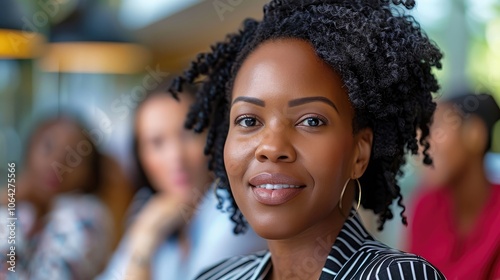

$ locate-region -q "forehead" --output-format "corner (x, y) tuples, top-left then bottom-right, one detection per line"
(41, 120), (81, 139)
(136, 94), (192, 131)
(232, 39), (351, 109)
(434, 103), (461, 123)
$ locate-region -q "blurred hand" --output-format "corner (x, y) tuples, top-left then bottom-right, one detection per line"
(127, 190), (204, 257)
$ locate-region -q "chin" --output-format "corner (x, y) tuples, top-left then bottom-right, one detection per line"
(255, 228), (298, 240)
(41, 183), (62, 193)
(246, 214), (305, 240)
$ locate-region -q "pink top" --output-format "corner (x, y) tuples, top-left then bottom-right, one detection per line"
(409, 185), (500, 280)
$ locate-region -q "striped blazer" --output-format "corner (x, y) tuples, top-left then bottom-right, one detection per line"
(196, 210), (446, 279)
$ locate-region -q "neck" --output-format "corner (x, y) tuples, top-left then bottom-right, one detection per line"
(177, 227), (191, 260)
(267, 187), (353, 280)
(449, 157), (490, 233)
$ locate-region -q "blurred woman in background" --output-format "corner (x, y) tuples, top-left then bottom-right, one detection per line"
(0, 114), (113, 279)
(408, 92), (500, 279)
(98, 82), (266, 280)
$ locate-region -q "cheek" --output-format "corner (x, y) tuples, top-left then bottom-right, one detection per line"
(29, 147), (51, 172)
(61, 161), (92, 191)
(223, 132), (257, 184)
(303, 136), (351, 207)
(186, 149), (208, 171)
(141, 151), (161, 173)
(427, 132), (467, 183)
(141, 151), (170, 185)
(298, 133), (351, 183)
(185, 144), (211, 184)
(186, 137), (209, 168)
(434, 132), (463, 164)
(28, 154), (44, 176)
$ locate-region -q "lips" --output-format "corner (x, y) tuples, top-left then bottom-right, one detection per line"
(43, 170), (62, 191)
(249, 173), (305, 206)
(249, 173), (304, 187)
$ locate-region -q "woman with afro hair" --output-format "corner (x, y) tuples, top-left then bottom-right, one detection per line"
(170, 0), (446, 279)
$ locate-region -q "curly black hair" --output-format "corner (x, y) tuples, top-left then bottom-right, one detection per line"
(170, 0), (442, 233)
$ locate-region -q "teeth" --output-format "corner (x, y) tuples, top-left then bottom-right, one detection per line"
(255, 184), (302, 189)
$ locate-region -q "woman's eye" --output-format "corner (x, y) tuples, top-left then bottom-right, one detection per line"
(236, 116), (260, 128)
(299, 117), (325, 127)
(151, 137), (164, 148)
(42, 139), (53, 155)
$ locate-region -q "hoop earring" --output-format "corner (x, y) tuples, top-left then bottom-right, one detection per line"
(339, 178), (362, 218)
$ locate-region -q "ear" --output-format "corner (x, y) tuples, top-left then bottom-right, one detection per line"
(352, 127), (373, 178)
(462, 116), (488, 155)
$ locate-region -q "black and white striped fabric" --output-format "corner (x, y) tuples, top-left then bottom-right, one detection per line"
(196, 210), (445, 280)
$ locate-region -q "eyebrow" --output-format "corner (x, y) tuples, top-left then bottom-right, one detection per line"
(232, 96), (265, 107)
(289, 96), (339, 112)
(231, 95), (339, 112)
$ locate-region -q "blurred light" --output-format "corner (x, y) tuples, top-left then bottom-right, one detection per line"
(411, 0), (452, 29)
(0, 0), (46, 59)
(0, 30), (46, 59)
(466, 0), (497, 24)
(486, 18), (500, 57)
(39, 1), (150, 74)
(40, 42), (149, 74)
(119, 0), (202, 29)
(485, 152), (500, 184)
(0, 60), (20, 92)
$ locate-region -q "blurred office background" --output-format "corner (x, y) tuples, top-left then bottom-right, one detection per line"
(0, 0), (499, 249)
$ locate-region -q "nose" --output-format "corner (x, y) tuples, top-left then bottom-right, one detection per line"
(255, 128), (296, 163)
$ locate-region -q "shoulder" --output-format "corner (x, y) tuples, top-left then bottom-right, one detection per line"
(348, 241), (445, 279)
(54, 194), (110, 216)
(50, 194), (112, 234)
(409, 186), (449, 225)
(195, 250), (269, 280)
(493, 184), (500, 197)
(489, 185), (500, 211)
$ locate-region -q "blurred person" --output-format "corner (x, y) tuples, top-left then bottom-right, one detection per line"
(408, 93), (500, 279)
(0, 113), (113, 279)
(97, 82), (266, 280)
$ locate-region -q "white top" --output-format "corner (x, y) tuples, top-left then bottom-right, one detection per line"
(0, 194), (113, 280)
(97, 186), (267, 280)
